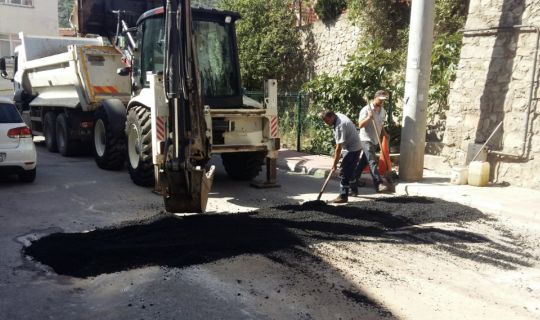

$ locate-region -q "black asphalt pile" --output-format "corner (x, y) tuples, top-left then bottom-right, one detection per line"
(25, 196), (522, 279)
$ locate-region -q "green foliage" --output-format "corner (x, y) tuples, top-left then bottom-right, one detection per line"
(303, 0), (469, 154)
(302, 41), (402, 154)
(435, 0), (469, 35)
(347, 0), (410, 49)
(192, 0), (223, 7)
(58, 0), (73, 28)
(428, 32), (463, 121)
(314, 0), (347, 23)
(220, 0), (306, 90)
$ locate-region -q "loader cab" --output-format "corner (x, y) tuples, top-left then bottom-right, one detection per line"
(134, 7), (243, 108)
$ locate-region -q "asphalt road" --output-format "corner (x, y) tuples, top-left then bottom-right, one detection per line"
(1, 142), (539, 320)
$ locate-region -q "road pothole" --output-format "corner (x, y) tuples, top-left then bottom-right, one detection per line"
(23, 196), (529, 279)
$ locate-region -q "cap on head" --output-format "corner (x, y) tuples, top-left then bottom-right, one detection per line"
(374, 90), (389, 100)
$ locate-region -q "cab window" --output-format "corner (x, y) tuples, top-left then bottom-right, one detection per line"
(138, 17), (165, 87)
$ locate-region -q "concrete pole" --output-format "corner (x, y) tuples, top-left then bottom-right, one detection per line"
(399, 0), (436, 181)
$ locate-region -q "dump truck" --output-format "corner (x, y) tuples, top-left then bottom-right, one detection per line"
(0, 33), (131, 158)
(1, 0), (280, 212)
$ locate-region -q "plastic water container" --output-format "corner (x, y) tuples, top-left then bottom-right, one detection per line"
(450, 166), (468, 185)
(468, 161), (490, 187)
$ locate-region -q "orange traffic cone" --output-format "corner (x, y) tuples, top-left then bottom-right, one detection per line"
(361, 135), (393, 175)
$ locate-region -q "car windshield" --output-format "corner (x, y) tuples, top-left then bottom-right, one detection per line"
(0, 103), (23, 124)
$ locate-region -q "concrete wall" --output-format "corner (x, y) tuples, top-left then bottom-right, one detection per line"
(0, 1), (59, 95)
(0, 1), (59, 36)
(302, 12), (361, 76)
(443, 0), (540, 189)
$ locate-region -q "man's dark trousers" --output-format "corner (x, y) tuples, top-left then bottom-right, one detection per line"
(352, 141), (383, 192)
(339, 150), (361, 198)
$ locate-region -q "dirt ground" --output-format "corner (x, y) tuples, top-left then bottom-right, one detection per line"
(23, 196), (540, 319)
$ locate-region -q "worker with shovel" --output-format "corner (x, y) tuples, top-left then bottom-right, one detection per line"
(319, 110), (362, 203)
(351, 90), (394, 195)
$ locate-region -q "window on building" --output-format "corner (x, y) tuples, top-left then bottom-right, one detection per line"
(0, 35), (11, 57)
(0, 0), (34, 6)
(0, 34), (20, 57)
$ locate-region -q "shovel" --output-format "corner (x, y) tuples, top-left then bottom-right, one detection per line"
(317, 168), (335, 201)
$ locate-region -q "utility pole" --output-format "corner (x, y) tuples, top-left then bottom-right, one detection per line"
(399, 0), (436, 181)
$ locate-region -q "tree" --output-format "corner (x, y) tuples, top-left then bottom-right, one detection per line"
(58, 0), (74, 28)
(220, 0), (306, 90)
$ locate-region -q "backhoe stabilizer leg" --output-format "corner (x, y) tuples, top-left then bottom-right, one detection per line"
(251, 157), (280, 189)
(161, 165), (215, 213)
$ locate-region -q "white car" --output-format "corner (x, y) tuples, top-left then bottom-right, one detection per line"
(0, 100), (37, 182)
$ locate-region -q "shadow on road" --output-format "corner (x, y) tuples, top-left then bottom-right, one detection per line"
(23, 196), (532, 318)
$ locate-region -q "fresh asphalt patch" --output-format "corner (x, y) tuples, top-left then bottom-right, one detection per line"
(22, 195), (535, 318)
(24, 196), (530, 279)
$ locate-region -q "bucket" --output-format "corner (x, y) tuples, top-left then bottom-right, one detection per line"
(450, 166), (468, 185)
(468, 161), (490, 187)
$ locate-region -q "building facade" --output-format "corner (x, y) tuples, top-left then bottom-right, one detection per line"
(0, 0), (59, 94)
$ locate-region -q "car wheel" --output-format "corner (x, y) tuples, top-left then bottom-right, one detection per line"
(43, 112), (58, 152)
(19, 168), (36, 183)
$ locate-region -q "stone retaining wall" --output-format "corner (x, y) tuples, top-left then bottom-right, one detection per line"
(443, 0), (540, 189)
(302, 13), (361, 76)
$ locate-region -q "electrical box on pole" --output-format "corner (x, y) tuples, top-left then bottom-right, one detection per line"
(399, 0), (436, 181)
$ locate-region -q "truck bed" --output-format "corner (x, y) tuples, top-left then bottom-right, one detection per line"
(18, 33), (131, 111)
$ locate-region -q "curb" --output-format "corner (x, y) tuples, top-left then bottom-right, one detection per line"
(276, 158), (333, 178)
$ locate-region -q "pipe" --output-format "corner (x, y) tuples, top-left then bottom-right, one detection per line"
(471, 121), (503, 162)
(460, 25), (539, 158)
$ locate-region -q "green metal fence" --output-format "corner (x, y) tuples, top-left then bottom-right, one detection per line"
(245, 90), (311, 152)
(245, 90), (401, 155)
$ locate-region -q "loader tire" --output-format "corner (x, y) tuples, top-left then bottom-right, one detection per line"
(56, 113), (78, 156)
(93, 106), (126, 170)
(126, 106), (155, 187)
(221, 151), (266, 180)
(43, 112), (58, 152)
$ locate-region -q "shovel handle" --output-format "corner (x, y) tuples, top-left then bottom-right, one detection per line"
(371, 119), (387, 166)
(317, 168), (335, 201)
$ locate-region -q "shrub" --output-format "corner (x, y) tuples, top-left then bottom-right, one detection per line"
(314, 0), (347, 23)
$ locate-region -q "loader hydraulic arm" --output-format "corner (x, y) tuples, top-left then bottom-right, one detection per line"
(160, 0), (214, 213)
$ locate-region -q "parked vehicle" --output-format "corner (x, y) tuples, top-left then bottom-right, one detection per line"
(0, 0), (279, 212)
(0, 99), (36, 182)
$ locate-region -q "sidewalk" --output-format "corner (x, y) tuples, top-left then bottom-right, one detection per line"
(277, 149), (540, 235)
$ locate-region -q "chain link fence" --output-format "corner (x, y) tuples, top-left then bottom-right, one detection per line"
(245, 90), (314, 152)
(245, 90), (399, 154)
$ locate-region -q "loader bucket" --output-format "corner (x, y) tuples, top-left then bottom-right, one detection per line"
(74, 0), (162, 36)
(162, 165), (215, 213)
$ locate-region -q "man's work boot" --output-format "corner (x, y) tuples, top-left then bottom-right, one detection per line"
(381, 178), (395, 193)
(376, 184), (389, 193)
(348, 183), (358, 197)
(330, 195), (348, 203)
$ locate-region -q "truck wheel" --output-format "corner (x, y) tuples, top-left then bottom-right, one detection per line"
(43, 112), (58, 152)
(93, 107), (126, 170)
(221, 151), (266, 180)
(126, 106), (155, 187)
(56, 113), (78, 156)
